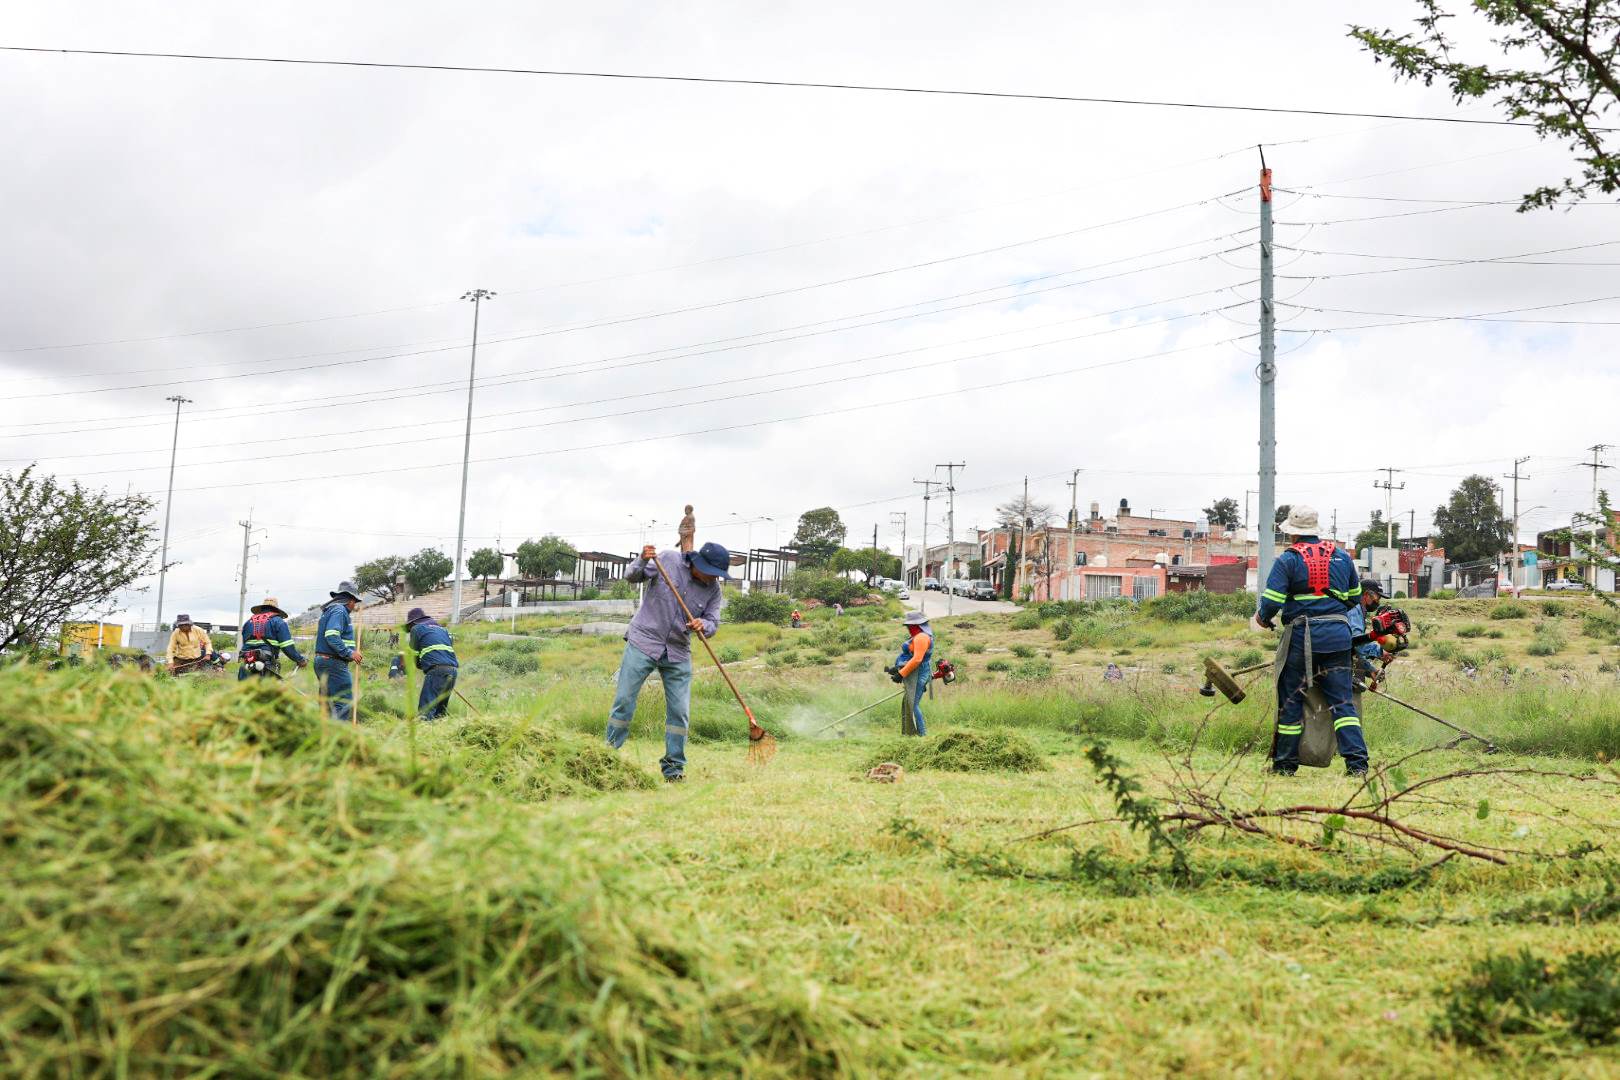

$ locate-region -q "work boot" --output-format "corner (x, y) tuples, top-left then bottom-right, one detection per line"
(1270, 765), (1296, 777)
(1345, 767), (1369, 779)
(664, 773), (685, 784)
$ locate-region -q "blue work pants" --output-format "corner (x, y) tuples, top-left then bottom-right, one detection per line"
(313, 656), (355, 723)
(419, 665), (456, 720)
(1275, 645), (1369, 772)
(604, 643), (691, 779)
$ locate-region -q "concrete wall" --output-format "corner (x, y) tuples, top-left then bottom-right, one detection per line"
(478, 600), (636, 620)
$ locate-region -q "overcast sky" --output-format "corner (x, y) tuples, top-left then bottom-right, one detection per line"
(3, 0), (1617, 626)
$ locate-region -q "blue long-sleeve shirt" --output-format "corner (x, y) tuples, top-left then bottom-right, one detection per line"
(1347, 604), (1385, 664)
(242, 612), (306, 666)
(624, 549), (721, 664)
(408, 620), (457, 670)
(1256, 537), (1361, 652)
(316, 602), (357, 661)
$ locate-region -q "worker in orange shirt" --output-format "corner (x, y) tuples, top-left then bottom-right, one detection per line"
(884, 610), (934, 735)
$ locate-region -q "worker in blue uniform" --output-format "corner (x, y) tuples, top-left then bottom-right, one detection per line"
(1348, 576), (1389, 686)
(1255, 506), (1370, 777)
(405, 606), (458, 719)
(238, 595), (306, 680)
(314, 581), (363, 722)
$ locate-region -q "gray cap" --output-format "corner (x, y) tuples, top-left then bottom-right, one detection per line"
(901, 610), (929, 625)
(329, 581), (362, 602)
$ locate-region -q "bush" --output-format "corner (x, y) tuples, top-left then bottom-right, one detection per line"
(864, 729), (1048, 773)
(1431, 641), (1460, 663)
(1009, 609), (1043, 631)
(1010, 658), (1053, 682)
(1051, 617), (1074, 641)
(1144, 590), (1255, 623)
(1234, 648), (1265, 667)
(607, 579), (637, 600)
(1456, 624), (1489, 639)
(1430, 589), (1458, 600)
(1528, 623), (1567, 657)
(1433, 948), (1620, 1049)
(1491, 602), (1531, 620)
(717, 645), (742, 663)
(985, 659), (1011, 672)
(1010, 644), (1037, 659)
(785, 569), (868, 606)
(1583, 610), (1620, 640)
(483, 640), (543, 676)
(962, 642), (986, 654)
(1541, 600), (1567, 618)
(724, 589), (795, 625)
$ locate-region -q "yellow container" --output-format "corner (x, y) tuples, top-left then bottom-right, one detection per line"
(60, 622), (122, 655)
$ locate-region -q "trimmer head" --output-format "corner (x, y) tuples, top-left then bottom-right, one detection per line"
(1201, 657), (1247, 704)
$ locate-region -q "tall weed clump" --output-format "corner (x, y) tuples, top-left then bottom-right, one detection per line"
(0, 667), (874, 1076)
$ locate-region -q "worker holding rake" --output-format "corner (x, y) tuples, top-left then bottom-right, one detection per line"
(604, 541), (730, 783)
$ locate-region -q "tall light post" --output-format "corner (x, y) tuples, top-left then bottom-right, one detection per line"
(154, 394), (192, 631)
(450, 288), (496, 625)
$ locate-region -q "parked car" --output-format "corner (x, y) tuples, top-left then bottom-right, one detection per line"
(947, 579), (970, 596)
(1544, 579), (1587, 591)
(923, 577), (942, 592)
(969, 580), (997, 601)
(897, 588), (911, 600)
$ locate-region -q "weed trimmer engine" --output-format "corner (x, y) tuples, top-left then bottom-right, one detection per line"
(241, 647), (271, 674)
(933, 659), (957, 684)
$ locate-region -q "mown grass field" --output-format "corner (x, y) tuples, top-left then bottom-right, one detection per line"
(5, 592), (1620, 1076)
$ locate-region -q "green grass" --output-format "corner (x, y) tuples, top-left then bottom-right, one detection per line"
(19, 597), (1620, 1075)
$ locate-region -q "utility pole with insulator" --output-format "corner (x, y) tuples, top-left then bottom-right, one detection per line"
(914, 478), (941, 593)
(451, 288), (496, 625)
(937, 462), (965, 614)
(1257, 152), (1277, 588)
(889, 511), (907, 590)
(235, 514), (263, 641)
(1504, 457), (1530, 588)
(1374, 467), (1405, 549)
(1582, 444), (1613, 585)
(154, 394), (192, 633)
(1066, 468), (1082, 603)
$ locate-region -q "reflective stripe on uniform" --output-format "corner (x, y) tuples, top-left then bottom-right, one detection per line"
(418, 643), (454, 658)
(1277, 723), (1303, 735)
(1289, 593), (1327, 601)
(1262, 589), (1287, 603)
(1333, 717), (1362, 731)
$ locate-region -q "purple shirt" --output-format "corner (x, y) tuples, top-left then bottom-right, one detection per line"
(625, 549), (722, 664)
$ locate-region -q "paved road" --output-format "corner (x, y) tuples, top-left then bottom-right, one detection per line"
(916, 590), (1019, 617)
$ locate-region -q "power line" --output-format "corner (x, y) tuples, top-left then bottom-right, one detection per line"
(1277, 292), (1620, 329)
(0, 45), (1572, 128)
(38, 310), (1243, 478)
(1277, 239), (1620, 281)
(3, 285), (1244, 459)
(0, 192), (1244, 403)
(0, 239), (1249, 429)
(1273, 188), (1620, 206)
(95, 334), (1254, 496)
(1277, 241), (1620, 267)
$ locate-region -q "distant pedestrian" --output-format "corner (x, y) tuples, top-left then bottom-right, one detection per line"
(677, 504), (696, 553)
(834, 603), (844, 617)
(1104, 662), (1124, 682)
(165, 614), (217, 675)
(405, 607), (458, 720)
(604, 542), (729, 782)
(314, 582), (363, 722)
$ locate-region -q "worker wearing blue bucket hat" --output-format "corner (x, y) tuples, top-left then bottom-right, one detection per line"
(605, 540), (731, 782)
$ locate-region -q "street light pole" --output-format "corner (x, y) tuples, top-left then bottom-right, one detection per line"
(451, 288), (496, 625)
(154, 394), (192, 632)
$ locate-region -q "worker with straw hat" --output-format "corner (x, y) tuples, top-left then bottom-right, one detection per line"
(885, 610), (934, 736)
(238, 596), (306, 680)
(1255, 505), (1370, 778)
(604, 540), (730, 782)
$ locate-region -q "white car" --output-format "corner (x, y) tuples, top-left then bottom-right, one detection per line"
(1544, 579), (1587, 591)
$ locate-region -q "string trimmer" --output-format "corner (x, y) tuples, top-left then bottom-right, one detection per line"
(649, 553), (775, 763)
(1198, 657), (1271, 703)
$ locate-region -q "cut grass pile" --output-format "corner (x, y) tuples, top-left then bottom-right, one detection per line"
(434, 713), (658, 801)
(0, 666), (870, 1076)
(863, 728), (1048, 773)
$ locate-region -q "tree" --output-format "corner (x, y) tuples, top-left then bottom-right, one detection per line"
(354, 555), (407, 603)
(1433, 474), (1511, 565)
(1273, 504), (1292, 528)
(1355, 512), (1402, 551)
(831, 546), (902, 583)
(403, 548), (454, 595)
(1204, 497), (1241, 529)
(515, 535), (578, 580)
(1352, 2), (1620, 210)
(0, 467), (156, 652)
(995, 493), (1055, 529)
(789, 507), (845, 567)
(467, 547), (504, 598)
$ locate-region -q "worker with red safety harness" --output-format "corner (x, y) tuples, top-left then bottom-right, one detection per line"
(1255, 506), (1370, 777)
(238, 596), (307, 681)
